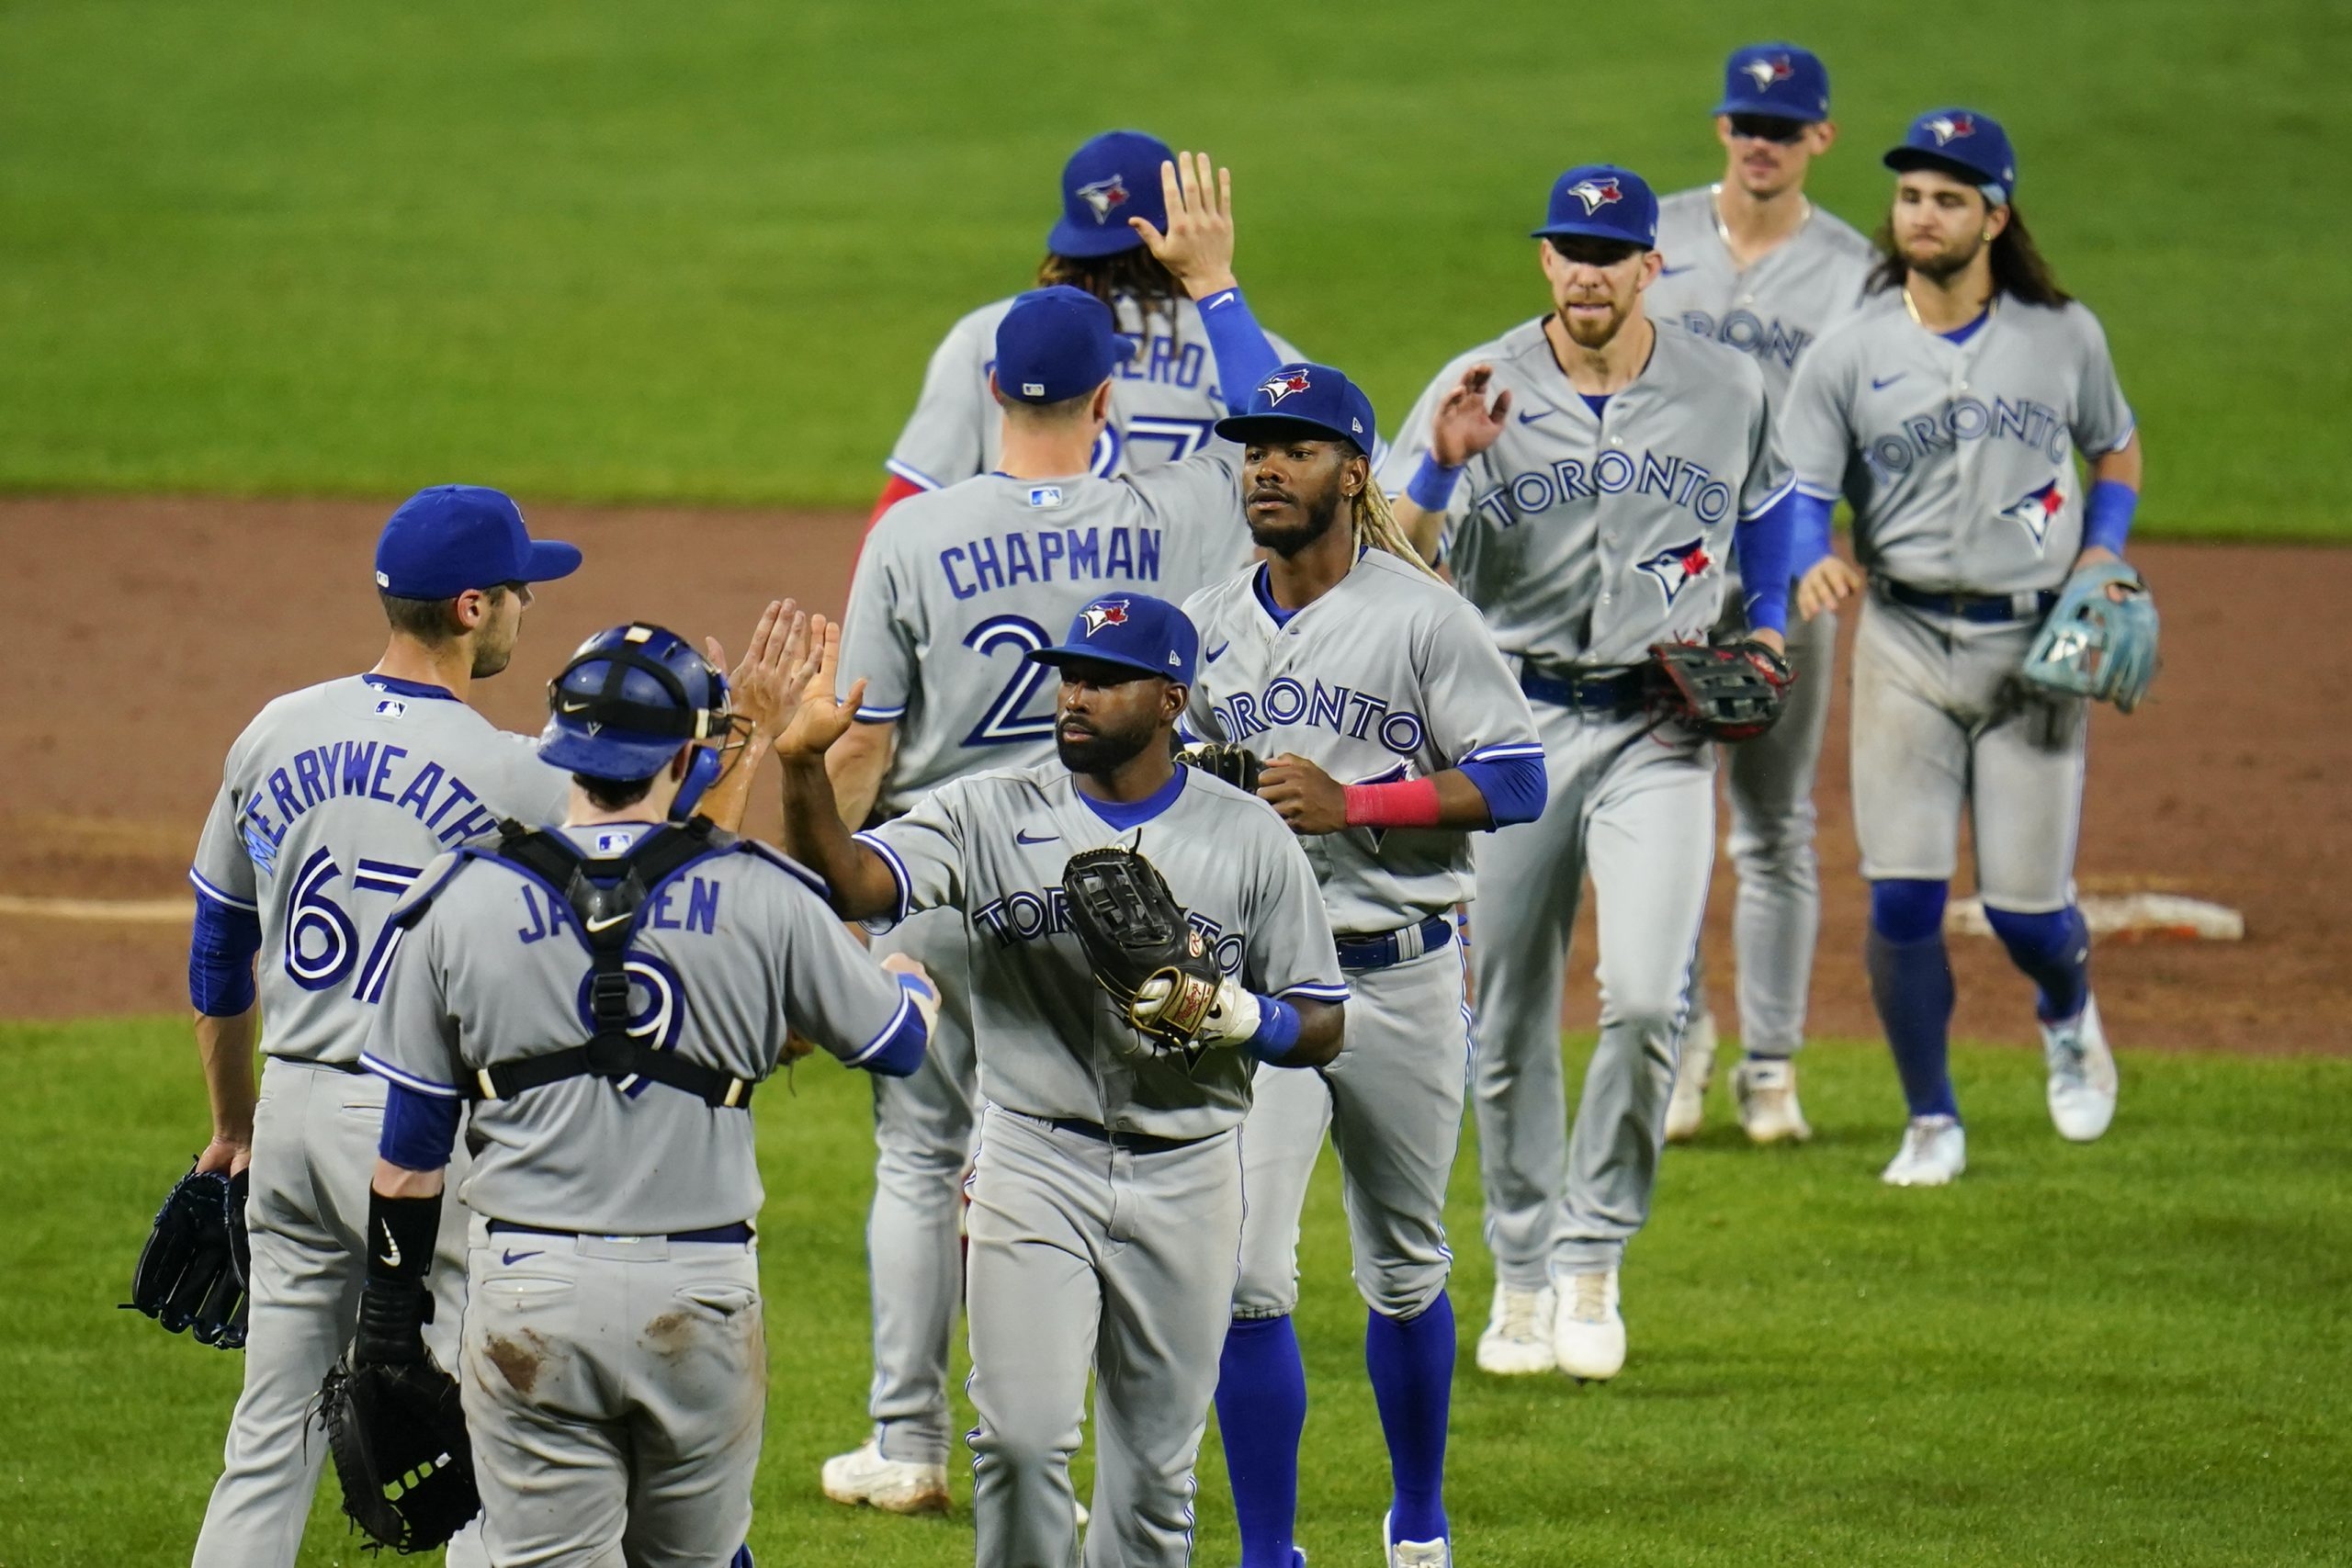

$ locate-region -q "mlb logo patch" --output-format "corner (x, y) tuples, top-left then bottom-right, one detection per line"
(594, 830), (637, 856)
(373, 698), (407, 719)
(1027, 486), (1066, 509)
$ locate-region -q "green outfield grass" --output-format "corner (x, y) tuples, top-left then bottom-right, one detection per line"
(0, 0), (2345, 534)
(5, 1018), (2346, 1565)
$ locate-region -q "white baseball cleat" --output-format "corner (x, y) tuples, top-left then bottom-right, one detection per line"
(2043, 997), (2118, 1143)
(820, 1435), (949, 1515)
(1665, 1010), (1717, 1143)
(1385, 1511), (1451, 1567)
(1475, 1281), (1556, 1375)
(1551, 1267), (1625, 1382)
(1733, 1056), (1812, 1144)
(1880, 1115), (1966, 1187)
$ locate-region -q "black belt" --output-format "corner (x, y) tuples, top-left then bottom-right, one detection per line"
(268, 1055), (365, 1075)
(1335, 914), (1453, 972)
(1883, 581), (2060, 624)
(1519, 666), (1642, 713)
(488, 1219), (754, 1246)
(1044, 1117), (1214, 1156)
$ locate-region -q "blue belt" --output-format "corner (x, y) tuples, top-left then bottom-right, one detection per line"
(1335, 914), (1454, 972)
(1044, 1117), (1213, 1156)
(1519, 665), (1642, 713)
(488, 1219), (754, 1246)
(1883, 581), (2060, 624)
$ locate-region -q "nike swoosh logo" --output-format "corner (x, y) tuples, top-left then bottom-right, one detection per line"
(1658, 265), (1695, 276)
(1015, 829), (1059, 845)
(1517, 407), (1555, 424)
(1871, 374), (1907, 390)
(1204, 641), (1230, 663)
(378, 1220), (401, 1270)
(500, 1248), (543, 1267)
(586, 912), (630, 933)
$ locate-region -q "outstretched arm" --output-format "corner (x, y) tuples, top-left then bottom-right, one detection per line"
(696, 599), (810, 834)
(1131, 151), (1278, 412)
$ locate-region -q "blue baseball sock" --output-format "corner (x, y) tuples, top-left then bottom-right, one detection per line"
(1365, 1293), (1453, 1545)
(1867, 880), (1958, 1120)
(1983, 904), (2091, 1022)
(1216, 1314), (1306, 1568)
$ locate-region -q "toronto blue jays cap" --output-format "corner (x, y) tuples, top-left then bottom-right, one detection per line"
(1714, 43), (1830, 121)
(1885, 107), (2017, 202)
(1215, 362), (1377, 451)
(1048, 130), (1174, 258)
(1028, 593), (1199, 686)
(995, 286), (1133, 404)
(1532, 164), (1659, 249)
(373, 485), (581, 600)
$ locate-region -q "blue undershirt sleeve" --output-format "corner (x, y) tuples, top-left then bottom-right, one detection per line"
(1781, 491), (1834, 579)
(857, 973), (933, 1077)
(379, 1084), (461, 1170)
(2081, 479), (2139, 557)
(1454, 753), (1548, 829)
(1193, 288), (1281, 414)
(188, 886), (262, 1017)
(1736, 489), (1801, 636)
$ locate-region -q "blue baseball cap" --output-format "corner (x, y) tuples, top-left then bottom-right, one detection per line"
(1027, 593), (1199, 686)
(373, 485), (581, 600)
(1215, 362), (1376, 451)
(1714, 43), (1830, 121)
(995, 286), (1133, 405)
(1532, 164), (1659, 249)
(1047, 130), (1173, 258)
(1885, 108), (2018, 202)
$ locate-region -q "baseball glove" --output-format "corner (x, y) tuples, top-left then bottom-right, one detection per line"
(2021, 560), (2158, 712)
(126, 1164), (249, 1349)
(1644, 639), (1795, 742)
(319, 1353), (481, 1553)
(1060, 847), (1223, 1050)
(1177, 742), (1263, 795)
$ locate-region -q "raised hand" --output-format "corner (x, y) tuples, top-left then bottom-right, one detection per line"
(1429, 365), (1514, 467)
(770, 616), (866, 761)
(1129, 150), (1237, 299)
(720, 599), (815, 742)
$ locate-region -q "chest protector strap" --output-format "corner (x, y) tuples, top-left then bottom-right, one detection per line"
(469, 817), (756, 1111)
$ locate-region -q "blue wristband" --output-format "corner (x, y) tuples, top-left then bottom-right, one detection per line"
(2082, 479), (2138, 556)
(1405, 453), (1463, 513)
(1241, 994), (1302, 1063)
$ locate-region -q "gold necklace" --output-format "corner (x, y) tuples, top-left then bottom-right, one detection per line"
(1711, 183), (1811, 255)
(1903, 286), (1996, 332)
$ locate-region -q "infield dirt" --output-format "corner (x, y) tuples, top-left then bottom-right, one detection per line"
(6, 497), (2345, 1055)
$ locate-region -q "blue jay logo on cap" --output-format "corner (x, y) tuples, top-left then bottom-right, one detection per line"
(1925, 113), (1977, 146)
(1080, 600), (1132, 636)
(1259, 368), (1313, 404)
(1077, 175), (1129, 223)
(1567, 177), (1624, 215)
(2000, 479), (2064, 547)
(1741, 54), (1794, 90)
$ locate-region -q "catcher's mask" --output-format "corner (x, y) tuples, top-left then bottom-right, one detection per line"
(536, 623), (744, 818)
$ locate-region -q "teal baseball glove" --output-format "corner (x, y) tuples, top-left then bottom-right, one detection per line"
(2022, 560), (2158, 713)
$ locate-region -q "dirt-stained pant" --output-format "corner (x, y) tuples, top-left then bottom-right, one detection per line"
(1472, 705), (1716, 1288)
(966, 1106), (1243, 1568)
(461, 1233), (765, 1568)
(1233, 947), (1468, 1321)
(191, 1058), (483, 1568)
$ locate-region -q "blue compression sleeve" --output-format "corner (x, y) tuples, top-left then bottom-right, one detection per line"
(2081, 479), (2139, 557)
(1454, 753), (1547, 829)
(379, 1084), (460, 1170)
(857, 974), (933, 1077)
(1242, 995), (1303, 1063)
(1405, 453), (1464, 512)
(188, 886), (262, 1017)
(1735, 488), (1799, 635)
(1784, 490), (1835, 575)
(1194, 288), (1281, 414)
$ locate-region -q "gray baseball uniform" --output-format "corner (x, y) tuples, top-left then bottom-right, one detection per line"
(1380, 319), (1792, 1283)
(834, 451), (1259, 1470)
(1780, 291), (2135, 908)
(1180, 549), (1541, 1321)
(860, 762), (1344, 1568)
(364, 822), (922, 1566)
(1646, 186), (1875, 1055)
(886, 292), (1304, 491)
(187, 673), (566, 1568)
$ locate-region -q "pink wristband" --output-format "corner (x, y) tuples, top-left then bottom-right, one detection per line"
(1342, 776), (1442, 829)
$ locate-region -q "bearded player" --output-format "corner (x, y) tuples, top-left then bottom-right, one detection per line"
(1646, 42), (1875, 1145)
(1781, 109), (2143, 1185)
(1182, 363), (1543, 1568)
(1383, 164), (1796, 1381)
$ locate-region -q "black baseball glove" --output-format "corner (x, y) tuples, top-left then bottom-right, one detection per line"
(319, 1348), (481, 1553)
(126, 1163), (249, 1349)
(1644, 639), (1795, 742)
(1177, 742), (1263, 795)
(1060, 847), (1224, 1050)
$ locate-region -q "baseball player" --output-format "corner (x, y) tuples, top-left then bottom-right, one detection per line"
(185, 485), (579, 1567)
(1181, 363), (1544, 1568)
(817, 152), (1289, 1513)
(1781, 109), (2143, 1185)
(1646, 42), (1876, 1145)
(1381, 164), (1797, 1382)
(869, 128), (1304, 521)
(355, 620), (937, 1565)
(767, 594), (1347, 1568)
